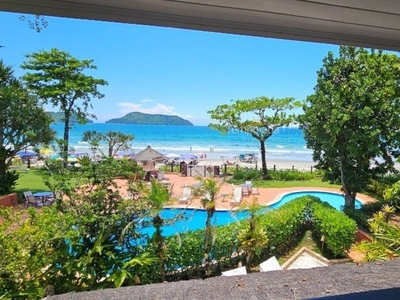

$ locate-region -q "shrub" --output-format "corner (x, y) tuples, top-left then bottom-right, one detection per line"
(310, 199), (357, 257)
(269, 170), (316, 181)
(365, 179), (388, 197)
(360, 201), (386, 216)
(342, 207), (370, 231)
(232, 168), (262, 180)
(0, 170), (19, 195)
(259, 196), (310, 253)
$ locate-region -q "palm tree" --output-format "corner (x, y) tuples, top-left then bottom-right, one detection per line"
(197, 178), (222, 263)
(144, 180), (170, 281)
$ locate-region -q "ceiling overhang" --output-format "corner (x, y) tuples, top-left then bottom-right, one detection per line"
(1, 0), (400, 51)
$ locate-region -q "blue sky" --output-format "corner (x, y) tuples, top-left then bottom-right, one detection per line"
(1, 11), (339, 125)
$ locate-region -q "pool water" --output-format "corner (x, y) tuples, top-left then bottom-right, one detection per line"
(142, 191), (362, 237)
(269, 191), (362, 211)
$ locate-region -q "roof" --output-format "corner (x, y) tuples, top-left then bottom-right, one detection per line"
(3, 1), (400, 51)
(133, 145), (167, 162)
(49, 259), (400, 300)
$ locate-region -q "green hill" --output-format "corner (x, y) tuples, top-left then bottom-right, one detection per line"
(47, 112), (94, 124)
(105, 112), (193, 126)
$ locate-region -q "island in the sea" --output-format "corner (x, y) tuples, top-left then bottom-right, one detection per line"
(105, 112), (193, 126)
(47, 112), (94, 124)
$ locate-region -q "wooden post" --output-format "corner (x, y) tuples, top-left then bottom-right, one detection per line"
(311, 166), (313, 173)
(273, 164), (276, 172)
(292, 165), (294, 170)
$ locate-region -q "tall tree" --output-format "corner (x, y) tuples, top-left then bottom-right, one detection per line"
(0, 60), (54, 194)
(301, 46), (400, 208)
(208, 96), (301, 177)
(82, 130), (134, 158)
(21, 48), (108, 167)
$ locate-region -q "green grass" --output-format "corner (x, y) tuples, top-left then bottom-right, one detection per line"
(14, 168), (50, 194)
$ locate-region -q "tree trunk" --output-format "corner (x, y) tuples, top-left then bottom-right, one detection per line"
(259, 141), (268, 178)
(203, 207), (215, 262)
(153, 214), (166, 282)
(63, 115), (70, 168)
(340, 159), (357, 209)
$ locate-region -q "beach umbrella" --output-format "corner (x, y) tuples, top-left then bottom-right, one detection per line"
(16, 151), (37, 158)
(40, 148), (53, 155)
(179, 153), (198, 160)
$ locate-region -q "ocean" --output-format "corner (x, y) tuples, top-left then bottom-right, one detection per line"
(50, 123), (313, 162)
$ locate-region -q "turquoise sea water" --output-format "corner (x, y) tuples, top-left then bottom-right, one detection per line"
(51, 123), (312, 162)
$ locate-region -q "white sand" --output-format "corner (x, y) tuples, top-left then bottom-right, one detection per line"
(195, 158), (316, 171)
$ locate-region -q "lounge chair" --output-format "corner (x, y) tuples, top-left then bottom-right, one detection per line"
(179, 187), (191, 203)
(259, 256), (282, 272)
(230, 187), (242, 206)
(221, 266), (247, 276)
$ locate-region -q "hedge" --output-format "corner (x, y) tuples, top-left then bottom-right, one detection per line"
(310, 197), (357, 256)
(143, 195), (357, 280)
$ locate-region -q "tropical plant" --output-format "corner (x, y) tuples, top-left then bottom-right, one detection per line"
(82, 130), (134, 157)
(208, 96), (301, 178)
(21, 48), (108, 167)
(196, 178), (222, 263)
(354, 207), (400, 261)
(142, 180), (171, 282)
(43, 158), (154, 292)
(301, 46), (400, 208)
(237, 198), (268, 267)
(0, 60), (54, 195)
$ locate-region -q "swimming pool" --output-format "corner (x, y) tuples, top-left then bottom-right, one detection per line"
(142, 191), (362, 236)
(269, 191), (362, 211)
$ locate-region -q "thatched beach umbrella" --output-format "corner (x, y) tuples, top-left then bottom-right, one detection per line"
(134, 146), (167, 171)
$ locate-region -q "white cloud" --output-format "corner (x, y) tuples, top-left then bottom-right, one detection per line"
(117, 100), (176, 116)
(115, 99), (211, 125)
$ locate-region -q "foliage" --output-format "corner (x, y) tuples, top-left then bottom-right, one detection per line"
(208, 96), (301, 178)
(0, 170), (19, 196)
(342, 207), (370, 231)
(232, 168), (263, 180)
(383, 180), (400, 209)
(269, 170), (317, 181)
(43, 158), (155, 293)
(21, 48), (108, 167)
(354, 208), (400, 261)
(0, 206), (76, 299)
(47, 111), (93, 124)
(0, 60), (54, 195)
(259, 196), (310, 254)
(359, 201), (385, 217)
(82, 130), (134, 157)
(106, 111), (193, 126)
(237, 198), (268, 267)
(197, 178), (222, 263)
(140, 180), (172, 282)
(310, 198), (357, 256)
(365, 179), (388, 198)
(19, 14), (48, 32)
(301, 46), (400, 208)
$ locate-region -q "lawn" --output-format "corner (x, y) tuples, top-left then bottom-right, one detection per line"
(14, 168), (50, 194)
